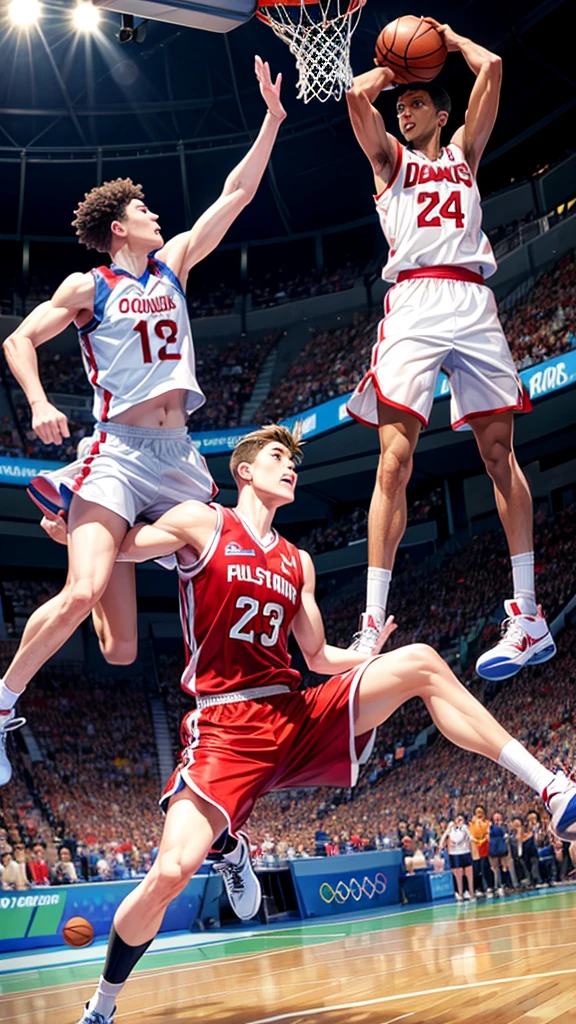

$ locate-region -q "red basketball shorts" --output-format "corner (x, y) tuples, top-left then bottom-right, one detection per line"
(160, 661), (377, 836)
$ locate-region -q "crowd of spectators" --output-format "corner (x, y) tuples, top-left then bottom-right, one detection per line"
(296, 487), (444, 557)
(192, 332), (279, 431)
(250, 263), (360, 309)
(0, 579), (60, 636)
(256, 251), (576, 422)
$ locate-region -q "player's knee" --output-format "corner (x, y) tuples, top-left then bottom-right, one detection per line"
(100, 638), (137, 666)
(407, 642), (446, 682)
(378, 446), (412, 492)
(480, 439), (513, 481)
(62, 579), (104, 619)
(149, 861), (190, 904)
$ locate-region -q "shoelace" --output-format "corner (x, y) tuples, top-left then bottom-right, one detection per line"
(350, 626), (380, 649)
(215, 860), (245, 893)
(499, 617), (525, 645)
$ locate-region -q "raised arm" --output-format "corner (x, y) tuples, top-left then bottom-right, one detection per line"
(345, 66), (400, 193)
(2, 273), (94, 445)
(156, 57), (286, 287)
(292, 550), (396, 674)
(117, 500), (218, 563)
(432, 21), (502, 177)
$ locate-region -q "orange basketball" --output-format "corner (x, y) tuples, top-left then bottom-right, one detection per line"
(375, 15), (447, 84)
(62, 916), (94, 947)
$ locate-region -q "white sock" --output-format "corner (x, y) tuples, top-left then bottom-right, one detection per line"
(223, 837), (243, 865)
(498, 739), (556, 797)
(366, 567), (392, 627)
(510, 552), (537, 614)
(0, 681), (19, 714)
(88, 976), (125, 1018)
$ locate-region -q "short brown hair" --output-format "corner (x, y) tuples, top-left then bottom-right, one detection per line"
(230, 423), (303, 483)
(72, 178), (145, 252)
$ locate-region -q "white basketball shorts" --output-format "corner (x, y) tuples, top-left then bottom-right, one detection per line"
(346, 270), (531, 431)
(28, 422), (217, 526)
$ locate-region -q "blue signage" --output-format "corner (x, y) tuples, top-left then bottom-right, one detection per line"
(289, 851), (401, 918)
(0, 874), (221, 953)
(1, 349), (575, 480)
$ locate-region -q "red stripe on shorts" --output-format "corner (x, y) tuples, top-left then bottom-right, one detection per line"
(72, 431), (106, 493)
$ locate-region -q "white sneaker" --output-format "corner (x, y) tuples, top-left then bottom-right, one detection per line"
(543, 771), (576, 842)
(213, 832), (262, 920)
(454, 892), (463, 902)
(486, 888), (494, 898)
(497, 886), (505, 897)
(476, 601), (556, 681)
(349, 613), (382, 656)
(0, 710), (26, 786)
(463, 890), (471, 900)
(75, 1004), (115, 1024)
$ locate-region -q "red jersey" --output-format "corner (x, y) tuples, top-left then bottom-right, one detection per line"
(177, 505), (304, 696)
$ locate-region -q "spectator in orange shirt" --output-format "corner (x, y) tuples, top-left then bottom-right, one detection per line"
(469, 804), (494, 896)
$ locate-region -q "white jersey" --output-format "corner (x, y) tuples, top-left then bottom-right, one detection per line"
(77, 256), (205, 421)
(376, 140), (497, 283)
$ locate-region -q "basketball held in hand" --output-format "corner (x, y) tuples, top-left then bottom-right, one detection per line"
(375, 16), (447, 84)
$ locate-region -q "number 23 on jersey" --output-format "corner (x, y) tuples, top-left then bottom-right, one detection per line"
(229, 597), (285, 648)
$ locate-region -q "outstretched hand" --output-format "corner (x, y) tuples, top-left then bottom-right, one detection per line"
(255, 55), (286, 121)
(372, 614), (398, 655)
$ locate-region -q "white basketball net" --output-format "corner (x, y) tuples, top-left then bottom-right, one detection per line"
(257, 0), (365, 103)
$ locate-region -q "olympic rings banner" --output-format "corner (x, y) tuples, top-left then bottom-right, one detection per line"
(289, 851), (402, 918)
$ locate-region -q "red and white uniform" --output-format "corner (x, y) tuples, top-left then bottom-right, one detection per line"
(347, 141), (531, 431)
(161, 507), (376, 834)
(28, 255), (215, 525)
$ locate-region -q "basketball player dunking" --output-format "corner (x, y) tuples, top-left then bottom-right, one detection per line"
(345, 21), (555, 680)
(0, 57), (285, 791)
(75, 423), (576, 1024)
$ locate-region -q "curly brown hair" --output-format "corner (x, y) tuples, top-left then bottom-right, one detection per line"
(72, 178), (145, 252)
(230, 423), (304, 483)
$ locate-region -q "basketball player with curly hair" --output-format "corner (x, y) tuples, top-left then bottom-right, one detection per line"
(0, 58), (285, 808)
(345, 20), (555, 681)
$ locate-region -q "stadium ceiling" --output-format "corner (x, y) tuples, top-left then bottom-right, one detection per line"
(0, 0), (574, 242)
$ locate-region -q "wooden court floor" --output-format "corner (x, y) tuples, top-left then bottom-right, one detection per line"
(3, 890), (576, 1024)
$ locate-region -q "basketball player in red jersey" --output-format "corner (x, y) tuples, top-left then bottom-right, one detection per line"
(76, 424), (576, 1024)
(344, 21), (555, 680)
(0, 57), (285, 786)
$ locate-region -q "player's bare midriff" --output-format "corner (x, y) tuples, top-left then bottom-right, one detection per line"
(108, 388), (189, 429)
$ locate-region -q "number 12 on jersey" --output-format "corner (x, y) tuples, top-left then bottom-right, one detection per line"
(229, 597), (285, 648)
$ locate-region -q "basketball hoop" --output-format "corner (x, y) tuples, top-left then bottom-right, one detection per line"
(256, 0), (365, 103)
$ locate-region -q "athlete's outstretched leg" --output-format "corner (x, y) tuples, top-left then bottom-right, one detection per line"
(78, 788), (225, 1023)
(354, 645), (575, 839)
(354, 403), (421, 653)
(0, 497), (127, 696)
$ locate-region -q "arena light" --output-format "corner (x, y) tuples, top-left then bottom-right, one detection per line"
(73, 1), (100, 31)
(9, 0), (41, 26)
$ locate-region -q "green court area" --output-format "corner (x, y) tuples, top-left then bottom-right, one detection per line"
(3, 888), (576, 998)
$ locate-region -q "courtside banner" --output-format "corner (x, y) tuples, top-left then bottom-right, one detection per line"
(1, 350), (575, 477)
(289, 851), (402, 918)
(0, 874), (220, 953)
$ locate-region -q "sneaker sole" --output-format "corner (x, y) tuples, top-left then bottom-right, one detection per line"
(477, 637), (556, 681)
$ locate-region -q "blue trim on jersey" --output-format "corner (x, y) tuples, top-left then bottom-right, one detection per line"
(149, 256), (186, 299)
(78, 269), (112, 334)
(109, 261), (151, 288)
